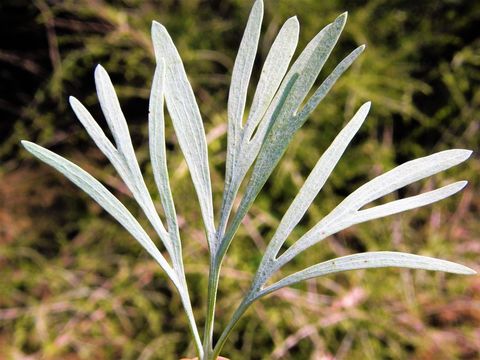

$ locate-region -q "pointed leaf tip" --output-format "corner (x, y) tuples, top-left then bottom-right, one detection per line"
(68, 95), (80, 108)
(336, 11), (348, 24)
(454, 149), (473, 162)
(151, 20), (165, 33)
(20, 139), (30, 148)
(94, 63), (105, 73)
(457, 265), (477, 275)
(286, 15), (299, 26)
(250, 0), (264, 15)
(457, 180), (468, 190)
(283, 16), (300, 33)
(94, 64), (109, 83)
(261, 252), (477, 299)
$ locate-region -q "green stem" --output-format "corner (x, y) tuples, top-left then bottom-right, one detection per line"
(211, 296), (254, 359)
(168, 248), (203, 358)
(178, 273), (203, 359)
(203, 174), (242, 359)
(203, 180), (259, 358)
(203, 255), (220, 359)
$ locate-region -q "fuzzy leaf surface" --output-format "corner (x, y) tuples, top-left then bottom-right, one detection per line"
(260, 102), (371, 267)
(21, 141), (177, 282)
(152, 21), (215, 248)
(259, 251), (476, 298)
(279, 149), (472, 267)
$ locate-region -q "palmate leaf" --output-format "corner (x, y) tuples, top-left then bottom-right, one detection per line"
(220, 12), (300, 232)
(20, 141), (178, 285)
(217, 12), (354, 261)
(258, 102), (371, 271)
(277, 149), (472, 268)
(24, 62), (203, 354)
(251, 101), (472, 288)
(21, 1), (477, 358)
(239, 13), (348, 211)
(69, 68), (175, 261)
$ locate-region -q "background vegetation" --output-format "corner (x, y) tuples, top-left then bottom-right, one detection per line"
(1, 0), (479, 358)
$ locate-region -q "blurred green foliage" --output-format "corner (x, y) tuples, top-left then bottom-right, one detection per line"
(1, 0), (479, 359)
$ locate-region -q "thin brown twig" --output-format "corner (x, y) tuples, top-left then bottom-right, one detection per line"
(34, 0), (62, 72)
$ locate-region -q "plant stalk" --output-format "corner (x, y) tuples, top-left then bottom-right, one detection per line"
(203, 255), (221, 359)
(178, 273), (203, 359)
(211, 295), (254, 359)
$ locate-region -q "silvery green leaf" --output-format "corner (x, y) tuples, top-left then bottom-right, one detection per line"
(21, 141), (178, 284)
(75, 69), (173, 257)
(333, 149), (472, 214)
(229, 14), (345, 197)
(240, 41), (364, 194)
(69, 95), (121, 168)
(217, 13), (349, 260)
(149, 60), (178, 235)
(241, 13), (348, 209)
(278, 149), (472, 267)
(243, 15), (300, 141)
(94, 64), (137, 167)
(22, 139), (202, 351)
(152, 21), (216, 249)
(297, 45), (365, 122)
(248, 12), (347, 154)
(149, 59), (183, 267)
(252, 18), (334, 135)
(258, 251), (476, 299)
(219, 0), (263, 238)
(228, 0), (263, 131)
(69, 96), (142, 206)
(354, 181), (468, 224)
(217, 14), (299, 238)
(261, 102), (371, 266)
